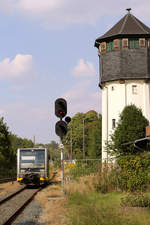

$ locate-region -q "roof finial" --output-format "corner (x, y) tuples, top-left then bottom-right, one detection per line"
(126, 8), (131, 13)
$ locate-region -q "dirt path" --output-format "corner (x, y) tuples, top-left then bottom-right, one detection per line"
(0, 181), (21, 196)
(35, 183), (68, 225)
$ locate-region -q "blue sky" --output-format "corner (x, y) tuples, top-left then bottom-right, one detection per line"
(0, 0), (150, 144)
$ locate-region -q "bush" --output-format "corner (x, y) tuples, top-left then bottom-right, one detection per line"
(118, 154), (150, 192)
(121, 193), (150, 207)
(107, 105), (149, 156)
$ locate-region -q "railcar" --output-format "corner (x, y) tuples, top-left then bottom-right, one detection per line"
(17, 148), (49, 185)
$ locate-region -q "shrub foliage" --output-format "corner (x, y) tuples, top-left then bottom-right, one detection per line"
(108, 104), (149, 156)
(107, 105), (150, 192)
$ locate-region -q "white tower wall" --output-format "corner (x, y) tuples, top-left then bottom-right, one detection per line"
(102, 80), (150, 162)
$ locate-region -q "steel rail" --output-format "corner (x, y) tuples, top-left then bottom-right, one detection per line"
(0, 186), (26, 205)
(1, 188), (41, 225)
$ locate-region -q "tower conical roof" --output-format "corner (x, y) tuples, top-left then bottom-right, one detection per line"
(95, 11), (150, 47)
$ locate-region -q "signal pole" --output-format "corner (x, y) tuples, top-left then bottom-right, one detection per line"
(70, 126), (73, 160)
(59, 142), (65, 194)
(83, 117), (85, 159)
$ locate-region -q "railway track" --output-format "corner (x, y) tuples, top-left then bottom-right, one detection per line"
(0, 186), (41, 225)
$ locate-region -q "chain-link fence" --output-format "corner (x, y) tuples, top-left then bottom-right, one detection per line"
(64, 159), (101, 182)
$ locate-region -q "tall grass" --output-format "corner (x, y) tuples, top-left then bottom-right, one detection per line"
(66, 192), (150, 225)
(65, 168), (150, 225)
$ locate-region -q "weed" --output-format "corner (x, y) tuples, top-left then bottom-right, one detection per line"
(121, 193), (150, 207)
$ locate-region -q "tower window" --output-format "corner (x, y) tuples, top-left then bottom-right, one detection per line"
(129, 39), (139, 49)
(112, 119), (116, 129)
(106, 42), (111, 52)
(148, 39), (150, 48)
(139, 38), (145, 48)
(106, 41), (114, 52)
(114, 39), (120, 50)
(101, 42), (106, 53)
(111, 86), (114, 91)
(132, 85), (137, 94)
(134, 39), (139, 49)
(98, 45), (101, 56)
(122, 39), (128, 49)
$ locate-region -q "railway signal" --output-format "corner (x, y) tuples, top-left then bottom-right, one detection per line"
(55, 98), (67, 119)
(55, 120), (67, 137)
(55, 98), (71, 138)
(65, 116), (71, 124)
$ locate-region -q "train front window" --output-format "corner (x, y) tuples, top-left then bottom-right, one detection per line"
(20, 149), (45, 168)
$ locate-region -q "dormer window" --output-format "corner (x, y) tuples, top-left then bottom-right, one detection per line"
(122, 39), (128, 49)
(139, 38), (145, 48)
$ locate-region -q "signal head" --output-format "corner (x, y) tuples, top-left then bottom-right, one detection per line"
(55, 98), (67, 119)
(55, 120), (67, 137)
(65, 116), (71, 124)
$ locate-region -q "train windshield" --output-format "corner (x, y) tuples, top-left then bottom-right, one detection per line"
(20, 149), (45, 169)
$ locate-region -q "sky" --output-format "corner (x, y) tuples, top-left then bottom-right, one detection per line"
(0, 0), (150, 144)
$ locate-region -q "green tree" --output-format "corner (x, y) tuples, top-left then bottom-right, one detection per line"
(107, 105), (150, 192)
(0, 117), (11, 161)
(88, 114), (102, 158)
(45, 141), (59, 160)
(10, 134), (34, 155)
(108, 104), (149, 157)
(63, 111), (102, 159)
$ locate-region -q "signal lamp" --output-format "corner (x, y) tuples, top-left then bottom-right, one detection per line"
(55, 120), (67, 137)
(55, 98), (67, 119)
(65, 116), (71, 124)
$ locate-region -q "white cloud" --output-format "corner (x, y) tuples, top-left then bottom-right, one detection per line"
(1, 0), (150, 27)
(61, 59), (100, 114)
(0, 54), (34, 81)
(62, 80), (91, 101)
(62, 81), (101, 115)
(67, 90), (101, 115)
(72, 59), (97, 77)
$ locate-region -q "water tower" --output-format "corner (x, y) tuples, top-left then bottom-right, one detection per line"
(95, 9), (150, 162)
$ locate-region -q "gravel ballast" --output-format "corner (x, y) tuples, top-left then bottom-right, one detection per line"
(12, 200), (44, 225)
